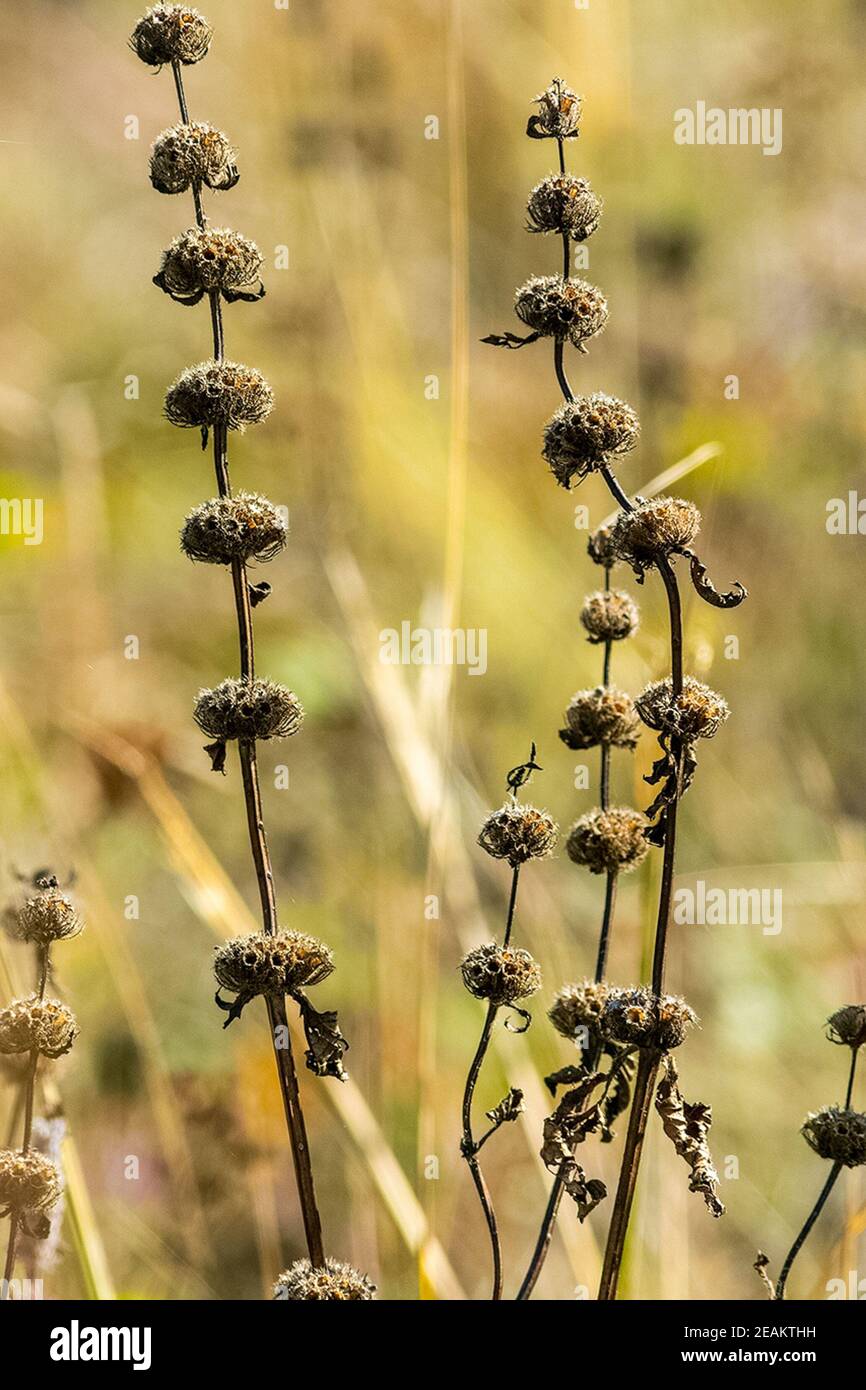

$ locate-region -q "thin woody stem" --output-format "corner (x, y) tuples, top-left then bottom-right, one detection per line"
(2, 946), (50, 1296)
(169, 60), (325, 1268)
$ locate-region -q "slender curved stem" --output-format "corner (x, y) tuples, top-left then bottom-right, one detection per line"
(169, 60), (325, 1268)
(774, 1161), (843, 1301)
(845, 1047), (857, 1108)
(461, 1002), (504, 1300)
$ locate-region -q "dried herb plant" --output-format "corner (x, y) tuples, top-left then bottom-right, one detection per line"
(755, 1005), (866, 1300)
(1, 875), (81, 1297)
(484, 79), (746, 1300)
(130, 5), (368, 1299)
(459, 747), (556, 1299)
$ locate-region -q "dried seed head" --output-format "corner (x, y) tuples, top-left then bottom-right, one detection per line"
(150, 122), (237, 194)
(214, 930), (334, 1001)
(515, 276), (608, 350)
(636, 676), (729, 742)
(0, 996), (79, 1060)
(0, 1149), (61, 1219)
(14, 884), (82, 946)
(165, 360), (273, 432)
(549, 978), (612, 1041)
(542, 394), (640, 489)
(566, 808), (649, 875)
(460, 943), (542, 1006)
(580, 590), (639, 644)
(526, 174), (602, 241)
(559, 685), (641, 751)
(157, 227), (263, 298)
(130, 6), (212, 66)
(477, 804), (558, 867)
(528, 78), (582, 140)
(603, 986), (697, 1051)
(611, 496), (701, 575)
(273, 1258), (376, 1301)
(587, 525), (617, 569)
(802, 1107), (866, 1167)
(827, 1005), (866, 1050)
(194, 678), (303, 742)
(181, 493), (287, 565)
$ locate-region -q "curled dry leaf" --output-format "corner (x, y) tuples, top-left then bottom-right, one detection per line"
(485, 1086), (525, 1131)
(295, 991), (349, 1081)
(753, 1251), (777, 1300)
(655, 1054), (725, 1217)
(540, 1070), (607, 1220)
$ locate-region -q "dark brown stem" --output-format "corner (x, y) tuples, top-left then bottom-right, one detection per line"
(845, 1046), (858, 1109)
(461, 1002), (503, 1300)
(169, 57), (326, 1269)
(597, 1048), (660, 1299)
(1, 947), (50, 1296)
(774, 1161), (843, 1301)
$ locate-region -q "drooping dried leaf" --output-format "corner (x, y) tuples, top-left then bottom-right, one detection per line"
(598, 1044), (635, 1142)
(485, 1087), (525, 1130)
(540, 1070), (607, 1218)
(295, 991), (349, 1081)
(655, 1055), (725, 1217)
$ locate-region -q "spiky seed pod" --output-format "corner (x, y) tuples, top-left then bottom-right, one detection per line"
(165, 360), (273, 433)
(150, 122), (237, 194)
(611, 495), (701, 576)
(156, 227), (263, 299)
(528, 78), (582, 140)
(580, 590), (639, 644)
(194, 678), (303, 742)
(214, 930), (335, 1004)
(0, 1149), (61, 1220)
(542, 394), (640, 489)
(130, 5), (212, 67)
(559, 685), (641, 751)
(587, 525), (617, 569)
(549, 978), (612, 1042)
(635, 675), (729, 742)
(460, 943), (542, 1006)
(526, 174), (602, 241)
(181, 493), (287, 565)
(0, 996), (79, 1060)
(567, 808), (649, 876)
(273, 1258), (376, 1301)
(14, 885), (82, 946)
(603, 986), (697, 1051)
(514, 276), (608, 350)
(827, 1005), (866, 1050)
(477, 803), (558, 867)
(802, 1107), (866, 1168)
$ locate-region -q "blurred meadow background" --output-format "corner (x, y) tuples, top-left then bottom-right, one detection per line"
(0, 0), (865, 1300)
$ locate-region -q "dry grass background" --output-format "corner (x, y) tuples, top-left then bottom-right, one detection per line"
(0, 0), (864, 1299)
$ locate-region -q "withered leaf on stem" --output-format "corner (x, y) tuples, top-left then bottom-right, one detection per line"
(485, 1086), (525, 1130)
(294, 991), (349, 1081)
(655, 1054), (725, 1217)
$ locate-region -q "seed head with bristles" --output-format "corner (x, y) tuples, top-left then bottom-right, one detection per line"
(150, 122), (237, 194)
(181, 493), (287, 565)
(273, 1258), (376, 1301)
(194, 678), (303, 742)
(636, 676), (729, 742)
(801, 1107), (866, 1168)
(542, 394), (640, 489)
(214, 930), (334, 1003)
(515, 276), (608, 350)
(587, 525), (617, 569)
(477, 804), (557, 867)
(0, 1149), (61, 1221)
(567, 808), (649, 875)
(14, 883), (82, 947)
(559, 685), (640, 751)
(156, 227), (263, 300)
(603, 986), (697, 1051)
(460, 944), (542, 1006)
(0, 996), (79, 1060)
(826, 1005), (866, 1051)
(165, 360), (273, 433)
(130, 5), (213, 67)
(580, 590), (639, 644)
(527, 78), (582, 141)
(549, 979), (612, 1042)
(611, 496), (701, 577)
(526, 174), (602, 241)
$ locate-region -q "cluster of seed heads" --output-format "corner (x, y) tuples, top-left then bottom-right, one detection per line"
(0, 996), (79, 1060)
(611, 496), (702, 576)
(526, 174), (602, 241)
(566, 808), (650, 876)
(150, 121), (237, 195)
(580, 590), (639, 644)
(549, 978), (612, 1042)
(130, 4), (212, 67)
(559, 685), (641, 751)
(636, 675), (729, 742)
(165, 359), (273, 433)
(515, 276), (608, 350)
(181, 492), (287, 565)
(460, 943), (542, 1006)
(157, 227), (263, 299)
(477, 803), (558, 867)
(542, 393), (640, 489)
(214, 930), (335, 1002)
(602, 987), (697, 1051)
(273, 1258), (376, 1301)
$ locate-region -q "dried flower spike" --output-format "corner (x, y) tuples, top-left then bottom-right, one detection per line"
(526, 174), (602, 241)
(514, 276), (608, 350)
(181, 492), (287, 565)
(567, 808), (649, 876)
(559, 685), (640, 751)
(150, 122), (238, 195)
(549, 979), (612, 1042)
(477, 802), (557, 867)
(165, 359), (273, 433)
(155, 227), (264, 305)
(603, 986), (697, 1051)
(0, 996), (79, 1060)
(131, 5), (212, 67)
(801, 1107), (866, 1168)
(273, 1258), (376, 1301)
(636, 675), (729, 742)
(611, 496), (701, 577)
(460, 943), (542, 1007)
(527, 78), (582, 141)
(14, 883), (82, 946)
(194, 678), (303, 743)
(580, 590), (639, 644)
(543, 394), (640, 489)
(826, 1005), (866, 1051)
(0, 1149), (61, 1220)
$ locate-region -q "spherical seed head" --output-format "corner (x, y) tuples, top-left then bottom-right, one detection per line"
(0, 996), (79, 1060)
(0, 1149), (61, 1219)
(165, 360), (273, 432)
(477, 803), (558, 867)
(526, 174), (602, 241)
(549, 978), (612, 1041)
(157, 227), (263, 297)
(181, 493), (287, 566)
(514, 277), (608, 350)
(529, 78), (582, 140)
(802, 1107), (866, 1167)
(587, 525), (617, 569)
(150, 122), (237, 194)
(611, 495), (701, 574)
(603, 986), (697, 1051)
(194, 678), (303, 742)
(273, 1258), (376, 1301)
(827, 1005), (866, 1050)
(542, 394), (640, 490)
(130, 5), (212, 67)
(635, 675), (729, 742)
(580, 590), (639, 644)
(566, 807), (649, 875)
(460, 943), (541, 1006)
(559, 685), (641, 751)
(15, 884), (82, 946)
(214, 930), (335, 1001)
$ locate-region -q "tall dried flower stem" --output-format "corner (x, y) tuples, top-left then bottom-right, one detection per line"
(2, 944), (50, 1294)
(167, 57), (325, 1269)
